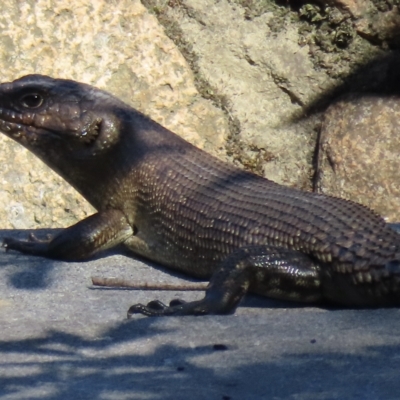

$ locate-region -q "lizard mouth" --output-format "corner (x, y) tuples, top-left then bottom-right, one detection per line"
(0, 106), (100, 145)
(0, 107), (43, 142)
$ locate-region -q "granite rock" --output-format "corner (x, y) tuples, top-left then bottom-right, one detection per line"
(316, 94), (400, 222)
(0, 0), (228, 229)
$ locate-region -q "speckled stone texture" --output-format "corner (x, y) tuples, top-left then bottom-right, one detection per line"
(0, 0), (228, 229)
(156, 0), (326, 186)
(316, 94), (400, 222)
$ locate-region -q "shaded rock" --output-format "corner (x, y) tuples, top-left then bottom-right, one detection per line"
(312, 0), (370, 18)
(355, 4), (400, 48)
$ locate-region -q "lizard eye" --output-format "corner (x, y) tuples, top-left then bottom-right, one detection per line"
(19, 93), (44, 109)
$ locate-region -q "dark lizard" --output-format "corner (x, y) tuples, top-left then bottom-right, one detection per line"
(1, 74), (400, 317)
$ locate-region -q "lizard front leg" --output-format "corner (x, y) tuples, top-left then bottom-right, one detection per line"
(3, 209), (133, 261)
(127, 246), (322, 317)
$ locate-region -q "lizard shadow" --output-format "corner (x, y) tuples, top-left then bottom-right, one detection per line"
(0, 228), (389, 312)
(0, 228), (125, 290)
(0, 228), (57, 289)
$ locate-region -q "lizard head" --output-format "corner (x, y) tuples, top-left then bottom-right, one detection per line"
(0, 74), (127, 164)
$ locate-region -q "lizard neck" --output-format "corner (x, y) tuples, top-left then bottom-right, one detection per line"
(45, 109), (201, 211)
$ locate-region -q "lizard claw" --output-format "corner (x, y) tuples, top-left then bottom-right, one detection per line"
(3, 237), (19, 251)
(2, 238), (10, 251)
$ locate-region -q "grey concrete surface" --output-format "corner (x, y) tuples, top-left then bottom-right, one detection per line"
(1, 229), (400, 400)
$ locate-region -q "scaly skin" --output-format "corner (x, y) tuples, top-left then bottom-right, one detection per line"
(1, 74), (400, 317)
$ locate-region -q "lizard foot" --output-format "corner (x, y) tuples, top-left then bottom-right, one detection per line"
(3, 234), (49, 254)
(127, 298), (212, 317)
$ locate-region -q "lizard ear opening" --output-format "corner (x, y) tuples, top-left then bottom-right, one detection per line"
(80, 119), (101, 145)
(74, 114), (121, 158)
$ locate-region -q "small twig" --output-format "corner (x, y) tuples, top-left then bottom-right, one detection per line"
(91, 276), (208, 291)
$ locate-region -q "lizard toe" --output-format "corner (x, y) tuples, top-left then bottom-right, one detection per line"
(169, 299), (186, 307)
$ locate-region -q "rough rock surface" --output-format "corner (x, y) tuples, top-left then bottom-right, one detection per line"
(316, 95), (400, 222)
(144, 0), (331, 187)
(1, 0), (400, 229)
(0, 0), (228, 229)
